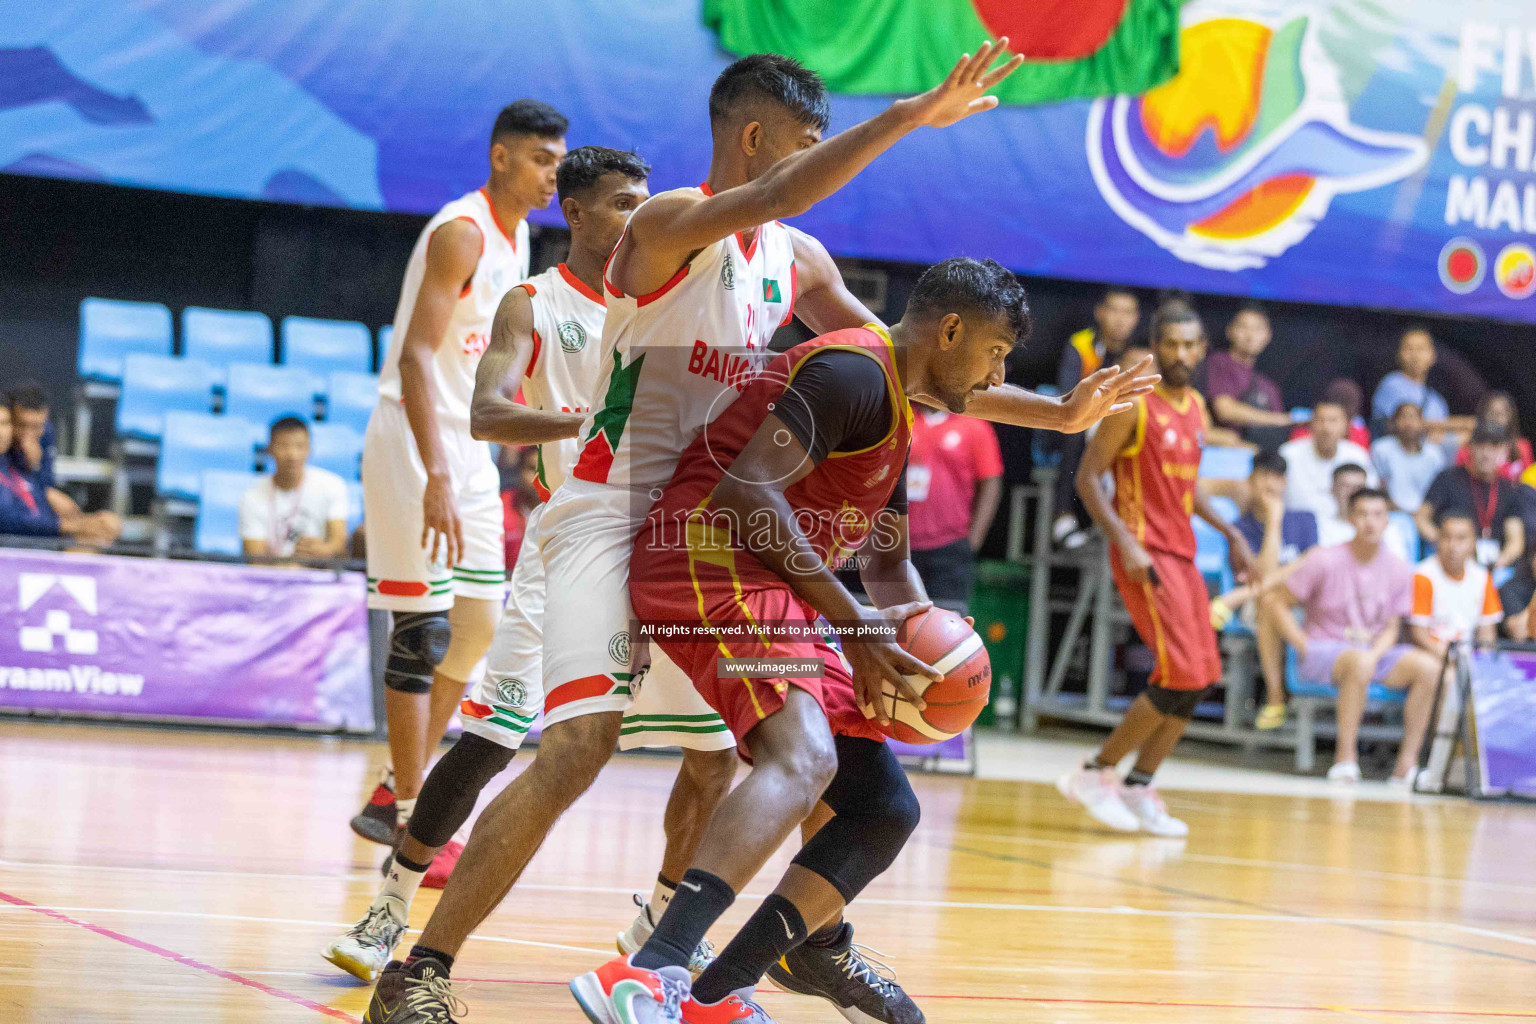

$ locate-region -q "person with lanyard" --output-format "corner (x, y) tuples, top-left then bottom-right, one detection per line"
(1416, 423), (1524, 575)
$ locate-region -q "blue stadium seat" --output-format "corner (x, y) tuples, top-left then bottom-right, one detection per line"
(115, 354), (219, 440)
(324, 370), (379, 432)
(281, 316), (372, 375)
(79, 298), (173, 382)
(1199, 446), (1253, 480)
(182, 307), (274, 371)
(378, 325), (393, 367)
(194, 469), (263, 555)
(224, 363), (321, 429)
(1387, 510), (1422, 563)
(346, 481), (365, 534)
(1208, 495), (1241, 523)
(308, 422), (364, 480)
(1285, 647), (1406, 704)
(1192, 515), (1234, 594)
(157, 413), (260, 499)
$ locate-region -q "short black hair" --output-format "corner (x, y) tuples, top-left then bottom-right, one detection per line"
(556, 146), (650, 201)
(906, 257), (1033, 344)
(491, 100), (568, 146)
(1099, 286), (1137, 306)
(1150, 298), (1201, 343)
(709, 54), (831, 132)
(1401, 324), (1435, 343)
(1391, 400), (1422, 418)
(1332, 462), (1368, 482)
(1232, 301), (1269, 322)
(1313, 397), (1349, 417)
(1347, 486), (1389, 511)
(1435, 508), (1477, 531)
(269, 416), (309, 439)
(7, 382), (47, 412)
(1251, 451), (1287, 476)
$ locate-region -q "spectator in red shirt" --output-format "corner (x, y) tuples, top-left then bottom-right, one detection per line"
(1454, 391), (1533, 481)
(907, 409), (1003, 611)
(498, 446), (540, 573)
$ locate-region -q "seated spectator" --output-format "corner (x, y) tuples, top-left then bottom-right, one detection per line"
(499, 446), (541, 573)
(1371, 327), (1473, 439)
(1050, 287), (1140, 546)
(1289, 378), (1371, 449)
(1371, 402), (1445, 512)
(1279, 398), (1375, 520)
(0, 403), (61, 538)
(5, 384), (120, 546)
(1314, 463), (1416, 563)
(1416, 423), (1524, 572)
(1205, 451), (1318, 729)
(1499, 482), (1536, 641)
(1202, 304), (1293, 451)
(908, 409), (1003, 612)
(1409, 511), (1502, 658)
(239, 417), (349, 560)
(1454, 391), (1532, 481)
(1263, 488), (1440, 785)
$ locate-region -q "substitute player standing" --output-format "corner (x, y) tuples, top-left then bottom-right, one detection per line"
(325, 147), (733, 983)
(354, 100), (567, 842)
(1057, 299), (1256, 836)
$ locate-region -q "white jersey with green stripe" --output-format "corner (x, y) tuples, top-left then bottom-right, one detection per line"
(569, 185), (796, 500)
(514, 262), (609, 498)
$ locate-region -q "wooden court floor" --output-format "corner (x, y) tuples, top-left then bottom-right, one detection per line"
(3, 721), (1536, 1024)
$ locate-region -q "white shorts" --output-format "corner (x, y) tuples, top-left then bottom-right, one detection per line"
(461, 501), (733, 752)
(362, 398), (506, 611)
(536, 480), (734, 751)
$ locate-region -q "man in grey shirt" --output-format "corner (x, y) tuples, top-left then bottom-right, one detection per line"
(1371, 401), (1446, 512)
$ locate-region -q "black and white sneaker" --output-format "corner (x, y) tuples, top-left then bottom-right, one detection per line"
(352, 769), (398, 845)
(765, 922), (923, 1023)
(363, 956), (465, 1024)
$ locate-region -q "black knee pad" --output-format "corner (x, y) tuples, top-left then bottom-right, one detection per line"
(1146, 684), (1208, 721)
(790, 737), (921, 903)
(406, 733), (516, 848)
(385, 610), (452, 694)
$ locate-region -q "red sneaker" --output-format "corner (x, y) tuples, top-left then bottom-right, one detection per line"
(350, 770), (398, 845)
(682, 990), (775, 1023)
(569, 954), (692, 1024)
(422, 840), (464, 889)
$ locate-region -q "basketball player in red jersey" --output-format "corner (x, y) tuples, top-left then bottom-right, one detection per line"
(570, 258), (1031, 1024)
(1058, 299), (1257, 837)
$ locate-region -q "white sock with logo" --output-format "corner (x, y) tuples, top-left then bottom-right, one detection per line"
(650, 876), (679, 921)
(395, 796), (417, 826)
(375, 857), (427, 920)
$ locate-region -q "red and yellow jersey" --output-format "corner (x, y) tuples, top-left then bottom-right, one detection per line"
(647, 326), (910, 584)
(1113, 385), (1207, 560)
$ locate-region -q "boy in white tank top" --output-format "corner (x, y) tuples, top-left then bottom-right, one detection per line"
(353, 100), (567, 848)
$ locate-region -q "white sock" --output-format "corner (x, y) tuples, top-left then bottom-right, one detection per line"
(375, 858), (426, 918)
(395, 796), (417, 826)
(650, 877), (678, 919)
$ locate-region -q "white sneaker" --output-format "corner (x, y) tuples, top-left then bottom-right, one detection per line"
(1327, 761), (1362, 784)
(1051, 513), (1079, 545)
(321, 900), (406, 982)
(1056, 768), (1139, 831)
(615, 894), (715, 977)
(1119, 784), (1189, 837)
(1386, 769), (1422, 792)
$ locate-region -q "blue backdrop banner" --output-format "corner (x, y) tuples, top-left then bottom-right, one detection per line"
(3, 0), (1535, 323)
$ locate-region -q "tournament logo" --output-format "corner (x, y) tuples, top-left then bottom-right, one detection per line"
(1086, 15), (1427, 271)
(608, 630), (631, 666)
(1494, 244), (1536, 300)
(557, 320), (587, 353)
(1438, 238), (1486, 296)
(495, 678), (529, 709)
(721, 252), (736, 290)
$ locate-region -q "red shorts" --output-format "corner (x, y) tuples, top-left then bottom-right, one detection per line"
(1109, 546), (1222, 692)
(630, 549), (885, 760)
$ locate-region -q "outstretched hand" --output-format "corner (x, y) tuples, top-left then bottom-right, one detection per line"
(900, 39), (1026, 129)
(1059, 355), (1160, 433)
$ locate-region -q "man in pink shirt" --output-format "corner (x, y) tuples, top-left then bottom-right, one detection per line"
(907, 409), (1004, 611)
(1264, 486), (1440, 786)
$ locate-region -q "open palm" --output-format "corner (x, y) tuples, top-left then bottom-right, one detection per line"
(903, 39), (1026, 129)
(1060, 354), (1161, 433)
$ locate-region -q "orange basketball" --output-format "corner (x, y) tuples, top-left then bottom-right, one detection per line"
(875, 607), (991, 745)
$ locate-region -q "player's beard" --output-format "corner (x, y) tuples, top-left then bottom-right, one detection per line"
(1161, 362), (1193, 389)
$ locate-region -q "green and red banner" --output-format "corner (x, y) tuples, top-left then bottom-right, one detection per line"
(702, 0), (1183, 105)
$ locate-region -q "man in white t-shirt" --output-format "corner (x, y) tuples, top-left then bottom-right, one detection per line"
(1409, 511), (1502, 654)
(1315, 462), (1419, 564)
(239, 417), (349, 559)
(1279, 397), (1376, 520)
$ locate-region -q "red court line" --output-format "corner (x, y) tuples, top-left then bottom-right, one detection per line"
(453, 976), (1536, 1019)
(0, 889), (357, 1022)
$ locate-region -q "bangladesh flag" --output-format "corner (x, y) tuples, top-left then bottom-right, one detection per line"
(702, 0), (1182, 105)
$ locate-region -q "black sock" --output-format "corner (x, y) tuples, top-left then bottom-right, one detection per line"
(395, 851), (433, 873)
(633, 869), (734, 971)
(692, 894), (807, 1004)
(1084, 755), (1108, 771)
(1125, 769), (1155, 787)
(806, 918), (847, 947)
(405, 944), (454, 975)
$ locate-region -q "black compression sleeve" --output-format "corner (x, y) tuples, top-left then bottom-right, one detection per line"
(771, 350), (895, 464)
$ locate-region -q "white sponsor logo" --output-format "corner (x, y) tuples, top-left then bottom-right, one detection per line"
(0, 664), (144, 696)
(18, 573), (98, 654)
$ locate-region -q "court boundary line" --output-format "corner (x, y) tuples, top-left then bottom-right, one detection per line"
(0, 888), (358, 1022)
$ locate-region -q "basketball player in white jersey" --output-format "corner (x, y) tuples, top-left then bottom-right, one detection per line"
(354, 100), (567, 847)
(326, 148), (734, 983)
(366, 49), (1158, 1024)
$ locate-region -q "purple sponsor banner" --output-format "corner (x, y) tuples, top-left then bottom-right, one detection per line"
(0, 548), (372, 731)
(1470, 649), (1536, 798)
